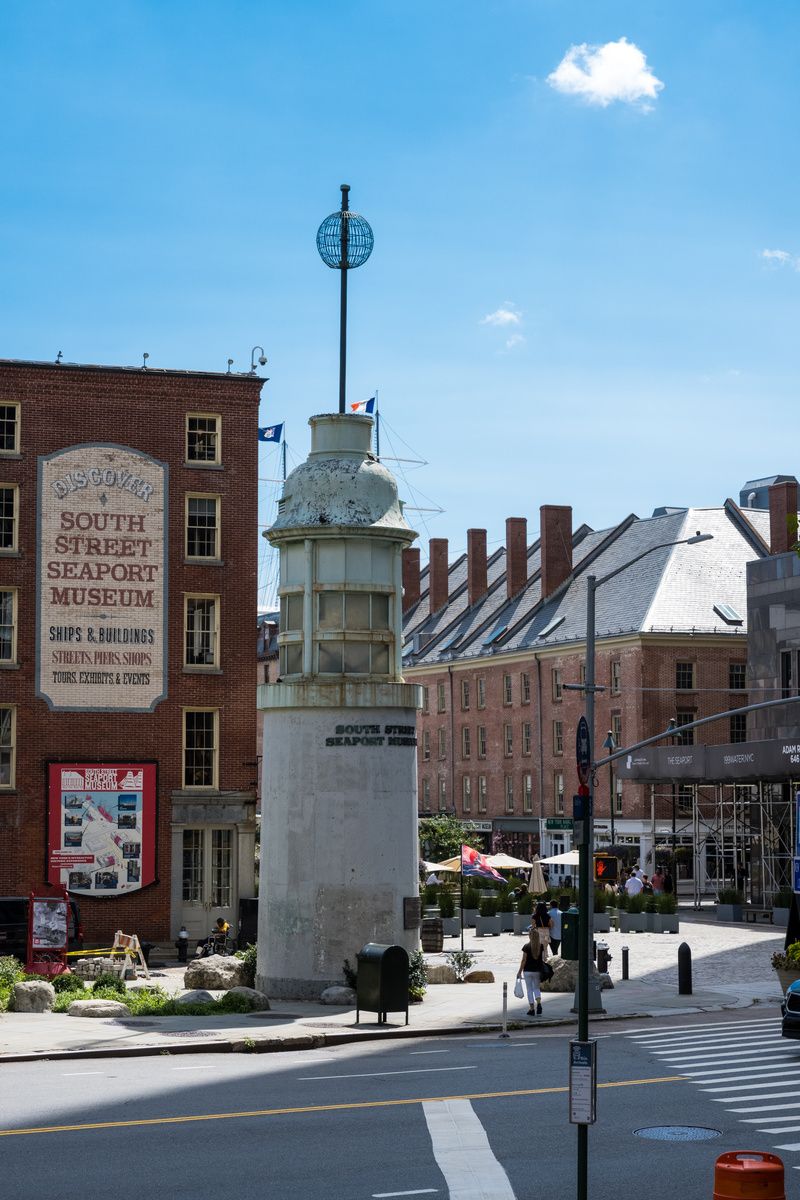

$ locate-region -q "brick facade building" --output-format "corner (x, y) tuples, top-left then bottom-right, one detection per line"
(402, 499), (772, 878)
(0, 358), (262, 945)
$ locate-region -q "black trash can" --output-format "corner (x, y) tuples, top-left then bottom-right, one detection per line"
(356, 943), (410, 1025)
(560, 906), (580, 961)
(140, 941), (155, 967)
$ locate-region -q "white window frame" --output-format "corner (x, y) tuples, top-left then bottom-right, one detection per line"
(462, 775), (472, 813)
(185, 493), (221, 561)
(183, 594), (220, 670)
(503, 674), (512, 705)
(523, 773), (532, 814)
(553, 720), (564, 755)
(0, 704), (16, 789)
(503, 723), (513, 757)
(0, 403), (20, 455)
(522, 720), (531, 756)
(610, 660), (621, 695)
(185, 412), (222, 466)
(521, 671), (531, 704)
(422, 777), (431, 811)
(461, 726), (471, 758)
(460, 679), (470, 710)
(504, 774), (514, 814)
(478, 775), (487, 813)
(477, 677), (486, 709)
(437, 728), (446, 759)
(0, 484), (19, 554)
(437, 682), (446, 713)
(438, 776), (447, 812)
(552, 667), (562, 701)
(0, 587), (18, 665)
(422, 730), (431, 761)
(182, 708), (219, 789)
(555, 771), (564, 815)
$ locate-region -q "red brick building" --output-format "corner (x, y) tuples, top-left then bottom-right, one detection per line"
(0, 358), (262, 945)
(402, 500), (771, 881)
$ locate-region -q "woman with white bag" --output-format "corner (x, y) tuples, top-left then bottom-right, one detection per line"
(515, 925), (547, 1016)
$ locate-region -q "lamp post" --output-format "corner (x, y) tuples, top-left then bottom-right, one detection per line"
(574, 531), (713, 1200)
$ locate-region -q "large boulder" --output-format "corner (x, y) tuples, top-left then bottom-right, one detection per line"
(426, 965), (457, 985)
(12, 981), (55, 1013)
(184, 954), (248, 991)
(540, 957), (612, 993)
(464, 970), (495, 983)
(68, 999), (131, 1017)
(319, 986), (354, 1006)
(228, 986), (271, 1011)
(175, 989), (216, 1006)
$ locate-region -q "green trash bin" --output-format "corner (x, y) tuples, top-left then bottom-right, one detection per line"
(560, 905), (580, 961)
(356, 943), (410, 1025)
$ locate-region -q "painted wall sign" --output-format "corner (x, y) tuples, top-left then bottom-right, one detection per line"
(324, 723), (417, 748)
(47, 762), (157, 897)
(36, 444), (168, 712)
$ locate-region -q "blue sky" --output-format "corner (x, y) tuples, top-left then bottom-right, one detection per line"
(1, 1), (798, 601)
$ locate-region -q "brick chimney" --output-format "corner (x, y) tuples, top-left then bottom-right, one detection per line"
(467, 528), (488, 606)
(402, 547), (421, 612)
(506, 518), (527, 598)
(429, 538), (449, 613)
(540, 505), (573, 597)
(769, 480), (799, 556)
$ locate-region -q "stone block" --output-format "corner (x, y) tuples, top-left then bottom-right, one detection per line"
(12, 981), (55, 1013)
(426, 965), (457, 985)
(319, 986), (355, 1006)
(67, 999), (131, 1017)
(464, 970), (495, 983)
(184, 954), (248, 991)
(176, 989), (216, 1005)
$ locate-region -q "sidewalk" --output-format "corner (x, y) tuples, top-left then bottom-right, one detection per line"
(0, 910), (785, 1063)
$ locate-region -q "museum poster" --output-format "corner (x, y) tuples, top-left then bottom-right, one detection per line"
(47, 762), (157, 896)
(36, 443), (168, 712)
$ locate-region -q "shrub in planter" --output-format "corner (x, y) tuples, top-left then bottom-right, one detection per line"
(718, 888), (744, 905)
(593, 890), (608, 914)
(655, 891), (679, 932)
(423, 884), (440, 908)
(479, 896), (499, 917)
(616, 891), (629, 911)
(626, 893), (644, 914)
(773, 889), (794, 927)
(438, 891), (456, 919)
(644, 897), (658, 914)
(463, 886), (480, 910)
(657, 893), (678, 915)
(408, 949), (428, 1002)
(516, 892), (535, 915)
(717, 888), (744, 921)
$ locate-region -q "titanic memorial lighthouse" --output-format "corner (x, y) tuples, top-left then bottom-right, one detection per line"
(255, 188), (421, 999)
(255, 413), (421, 997)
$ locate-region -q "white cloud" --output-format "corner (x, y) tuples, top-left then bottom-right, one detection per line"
(481, 305), (521, 327)
(547, 37), (663, 110)
(762, 248), (800, 270)
(505, 333), (525, 350)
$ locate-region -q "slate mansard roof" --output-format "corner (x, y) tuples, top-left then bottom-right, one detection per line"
(402, 501), (770, 668)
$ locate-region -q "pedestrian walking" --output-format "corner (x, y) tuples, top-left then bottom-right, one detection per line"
(663, 868), (674, 895)
(625, 872), (643, 896)
(517, 926), (547, 1016)
(651, 867), (665, 894)
(547, 898), (562, 956)
(533, 900), (552, 951)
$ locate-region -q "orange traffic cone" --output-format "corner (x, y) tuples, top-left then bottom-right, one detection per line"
(713, 1152), (784, 1199)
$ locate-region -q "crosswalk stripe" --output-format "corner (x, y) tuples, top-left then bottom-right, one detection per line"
(637, 1029), (781, 1047)
(703, 1079), (800, 1094)
(423, 1100), (516, 1199)
(688, 1067), (800, 1085)
(628, 1020), (777, 1040)
(710, 1090), (800, 1104)
(753, 1125), (800, 1134)
(730, 1103), (800, 1113)
(774, 1141), (800, 1151)
(664, 1054), (793, 1071)
(680, 1060), (800, 1077)
(657, 1046), (788, 1063)
(650, 1037), (785, 1053)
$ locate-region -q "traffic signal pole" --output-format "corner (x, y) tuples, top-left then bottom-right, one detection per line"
(576, 574), (596, 1200)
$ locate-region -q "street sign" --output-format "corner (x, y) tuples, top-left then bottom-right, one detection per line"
(569, 1039), (597, 1124)
(546, 818), (574, 830)
(576, 717), (591, 786)
(794, 857), (800, 894)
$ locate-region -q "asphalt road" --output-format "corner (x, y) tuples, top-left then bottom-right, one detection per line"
(0, 1007), (795, 1200)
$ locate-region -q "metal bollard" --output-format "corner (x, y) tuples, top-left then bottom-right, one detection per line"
(678, 941), (692, 995)
(499, 981), (510, 1039)
(622, 945), (629, 981)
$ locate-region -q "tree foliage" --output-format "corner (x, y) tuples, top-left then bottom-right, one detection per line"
(418, 814), (482, 863)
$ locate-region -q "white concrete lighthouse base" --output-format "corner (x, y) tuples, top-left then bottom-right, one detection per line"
(256, 687), (420, 1000)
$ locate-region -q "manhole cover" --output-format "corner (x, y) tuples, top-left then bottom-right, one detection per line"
(635, 1126), (721, 1142)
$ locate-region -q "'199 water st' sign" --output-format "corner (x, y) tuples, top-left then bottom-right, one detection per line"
(36, 443), (168, 712)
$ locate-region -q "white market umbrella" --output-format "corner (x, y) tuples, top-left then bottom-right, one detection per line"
(538, 850), (581, 866)
(485, 853), (533, 870)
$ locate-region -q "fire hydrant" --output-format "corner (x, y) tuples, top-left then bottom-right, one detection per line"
(596, 941), (612, 974)
(176, 925), (189, 963)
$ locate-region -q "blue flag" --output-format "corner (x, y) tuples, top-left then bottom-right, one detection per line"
(258, 423), (284, 443)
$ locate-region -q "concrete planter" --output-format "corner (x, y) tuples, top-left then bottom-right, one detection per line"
(654, 914), (680, 934)
(441, 916), (461, 938)
(499, 911), (516, 932)
(773, 907), (790, 929)
(463, 908), (479, 927)
(620, 912), (647, 933)
(716, 904), (743, 922)
(777, 968), (800, 993)
(475, 915), (501, 937)
(592, 914), (611, 933)
(513, 912), (531, 935)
